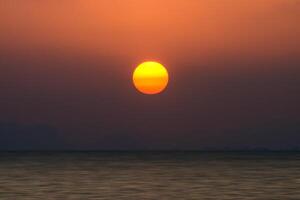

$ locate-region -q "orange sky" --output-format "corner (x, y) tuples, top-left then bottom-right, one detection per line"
(0, 1), (300, 150)
(1, 0), (299, 64)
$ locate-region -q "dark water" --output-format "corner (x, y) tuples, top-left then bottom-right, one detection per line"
(0, 152), (299, 199)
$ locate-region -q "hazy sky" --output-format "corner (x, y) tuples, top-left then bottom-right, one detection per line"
(0, 0), (299, 150)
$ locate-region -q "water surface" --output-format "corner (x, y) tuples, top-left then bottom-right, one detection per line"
(0, 152), (299, 199)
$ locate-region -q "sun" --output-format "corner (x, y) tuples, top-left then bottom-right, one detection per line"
(133, 61), (169, 95)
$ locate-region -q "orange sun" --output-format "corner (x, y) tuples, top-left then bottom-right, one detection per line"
(133, 61), (169, 95)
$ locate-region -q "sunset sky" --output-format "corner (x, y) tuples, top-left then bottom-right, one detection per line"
(0, 0), (299, 150)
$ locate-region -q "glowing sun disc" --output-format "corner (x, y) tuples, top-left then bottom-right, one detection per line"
(133, 61), (169, 95)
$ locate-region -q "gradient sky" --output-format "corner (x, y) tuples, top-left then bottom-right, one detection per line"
(0, 0), (299, 150)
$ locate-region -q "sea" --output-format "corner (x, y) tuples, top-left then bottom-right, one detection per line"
(0, 151), (299, 199)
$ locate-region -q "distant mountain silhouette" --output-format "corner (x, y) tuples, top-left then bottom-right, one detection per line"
(0, 122), (63, 150)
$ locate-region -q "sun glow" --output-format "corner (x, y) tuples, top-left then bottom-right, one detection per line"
(133, 61), (169, 95)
